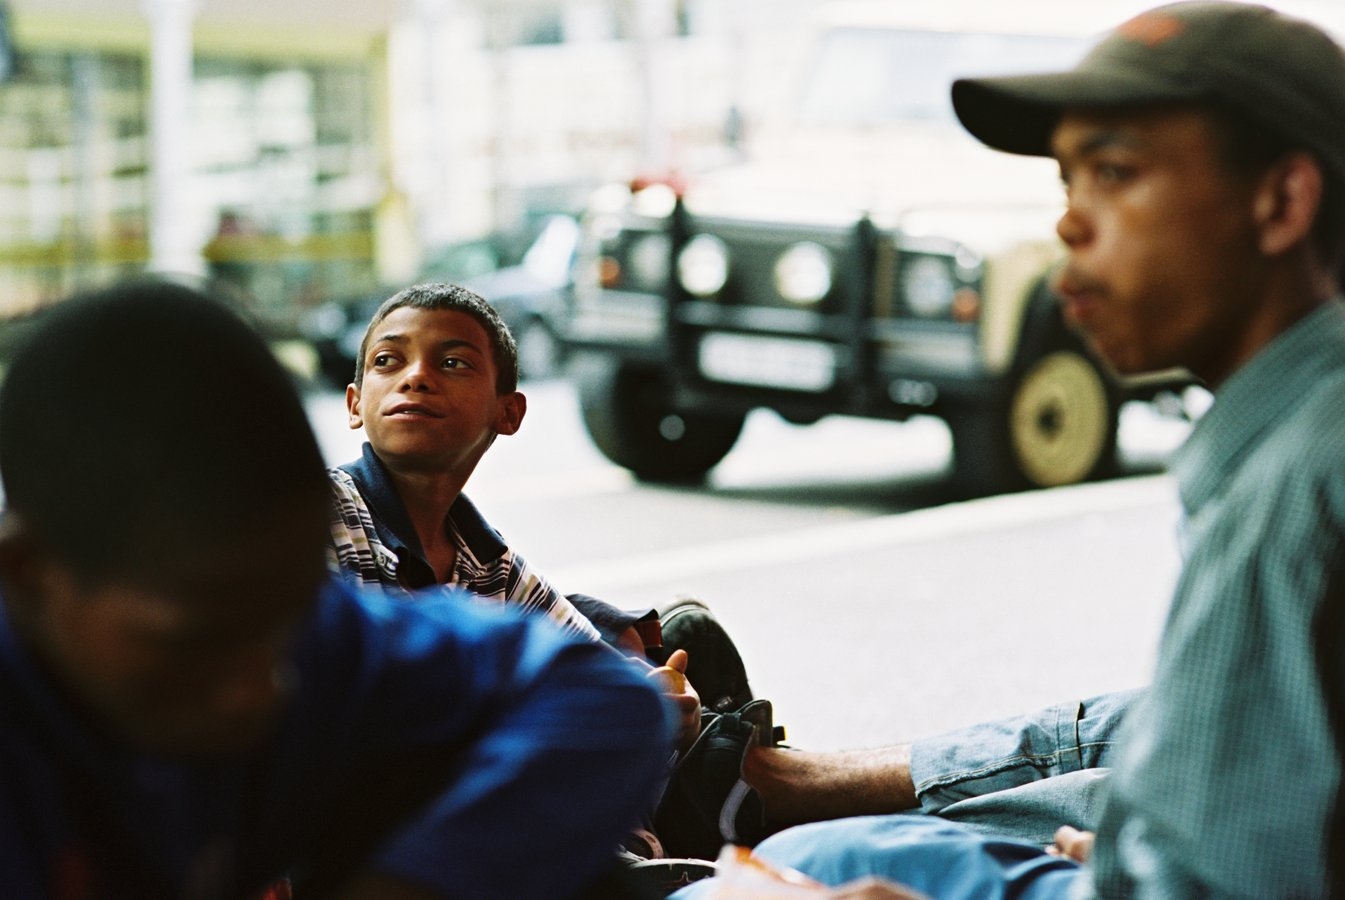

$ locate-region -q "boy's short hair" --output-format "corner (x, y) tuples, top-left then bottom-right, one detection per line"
(353, 283), (520, 394)
(0, 279), (328, 583)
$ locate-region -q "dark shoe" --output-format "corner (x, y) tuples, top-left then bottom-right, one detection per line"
(657, 596), (753, 713)
(654, 699), (779, 860)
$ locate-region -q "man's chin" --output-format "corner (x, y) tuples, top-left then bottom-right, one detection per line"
(129, 714), (281, 761)
(1078, 333), (1132, 377)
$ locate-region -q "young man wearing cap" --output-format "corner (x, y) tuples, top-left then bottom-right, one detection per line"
(0, 280), (673, 898)
(678, 2), (1345, 896)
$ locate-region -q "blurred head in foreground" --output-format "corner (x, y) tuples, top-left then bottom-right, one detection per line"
(0, 279), (329, 756)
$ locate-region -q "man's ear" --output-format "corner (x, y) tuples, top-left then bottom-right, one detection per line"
(0, 516), (57, 609)
(1253, 152), (1324, 257)
(0, 520), (86, 658)
(345, 383), (365, 430)
(494, 391), (526, 437)
(0, 515), (33, 584)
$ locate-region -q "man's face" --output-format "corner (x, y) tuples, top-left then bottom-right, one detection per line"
(1051, 106), (1269, 385)
(347, 307), (525, 475)
(11, 508), (326, 758)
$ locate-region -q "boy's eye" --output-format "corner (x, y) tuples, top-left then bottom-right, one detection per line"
(1095, 162), (1133, 184)
(372, 353), (394, 367)
(442, 357), (470, 369)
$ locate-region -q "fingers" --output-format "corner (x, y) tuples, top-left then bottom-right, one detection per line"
(664, 683), (702, 752)
(649, 664), (687, 694)
(647, 648), (701, 750)
(665, 691), (701, 713)
(1048, 826), (1095, 863)
(649, 649), (695, 700)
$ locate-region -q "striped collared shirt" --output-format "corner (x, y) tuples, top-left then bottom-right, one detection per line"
(327, 444), (599, 641)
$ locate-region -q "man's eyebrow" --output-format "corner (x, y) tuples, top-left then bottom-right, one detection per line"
(1056, 128), (1141, 158)
(369, 332), (409, 347)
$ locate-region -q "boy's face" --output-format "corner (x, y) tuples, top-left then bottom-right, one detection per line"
(1050, 106), (1272, 386)
(347, 307), (525, 475)
(6, 507), (325, 758)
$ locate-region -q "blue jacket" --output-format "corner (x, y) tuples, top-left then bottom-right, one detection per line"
(0, 579), (673, 899)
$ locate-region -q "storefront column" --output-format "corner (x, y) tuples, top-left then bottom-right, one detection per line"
(633, 0), (677, 173)
(142, 0), (198, 275)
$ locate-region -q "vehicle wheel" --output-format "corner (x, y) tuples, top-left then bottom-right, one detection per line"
(949, 345), (1118, 496)
(516, 317), (562, 382)
(576, 356), (745, 483)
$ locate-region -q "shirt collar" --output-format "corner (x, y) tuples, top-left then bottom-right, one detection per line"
(1170, 299), (1345, 517)
(340, 443), (421, 560)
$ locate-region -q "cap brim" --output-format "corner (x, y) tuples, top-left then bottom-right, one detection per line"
(567, 593), (658, 645)
(952, 69), (1201, 156)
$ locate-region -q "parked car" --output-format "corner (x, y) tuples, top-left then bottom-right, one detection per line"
(301, 215), (580, 388)
(562, 5), (1190, 496)
(459, 214), (579, 382)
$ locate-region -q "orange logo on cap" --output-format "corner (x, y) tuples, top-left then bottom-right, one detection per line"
(1115, 12), (1185, 46)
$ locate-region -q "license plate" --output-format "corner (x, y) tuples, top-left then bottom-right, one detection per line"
(698, 333), (837, 391)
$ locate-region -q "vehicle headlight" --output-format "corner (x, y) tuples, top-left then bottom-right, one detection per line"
(627, 233), (671, 292)
(902, 256), (956, 318)
(677, 234), (730, 297)
(774, 241), (833, 305)
(631, 183), (679, 218)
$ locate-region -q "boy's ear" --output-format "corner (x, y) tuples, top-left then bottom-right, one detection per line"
(494, 391), (527, 437)
(345, 383), (365, 430)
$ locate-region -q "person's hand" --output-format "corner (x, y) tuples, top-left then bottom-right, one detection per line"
(649, 648), (701, 751)
(706, 846), (931, 899)
(1046, 825), (1094, 863)
(826, 877), (931, 898)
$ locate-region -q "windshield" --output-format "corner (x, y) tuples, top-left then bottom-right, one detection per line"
(799, 28), (1092, 127)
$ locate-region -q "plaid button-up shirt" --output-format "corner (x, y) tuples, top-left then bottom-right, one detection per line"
(1090, 300), (1345, 898)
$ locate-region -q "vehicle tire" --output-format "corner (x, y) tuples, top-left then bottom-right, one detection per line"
(576, 356), (745, 483)
(516, 317), (562, 382)
(949, 341), (1118, 496)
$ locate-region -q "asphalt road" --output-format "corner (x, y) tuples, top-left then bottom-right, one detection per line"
(306, 378), (1191, 752)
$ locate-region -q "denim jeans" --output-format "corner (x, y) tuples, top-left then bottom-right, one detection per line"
(670, 691), (1138, 899)
(905, 688), (1139, 845)
(699, 815), (1085, 899)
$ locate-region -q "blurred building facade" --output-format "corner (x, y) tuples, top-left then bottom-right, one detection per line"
(0, 0), (820, 325)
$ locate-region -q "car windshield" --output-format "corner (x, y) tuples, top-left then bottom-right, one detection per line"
(798, 28), (1092, 127)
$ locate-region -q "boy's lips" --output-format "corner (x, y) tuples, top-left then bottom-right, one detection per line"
(1053, 271), (1105, 328)
(385, 402), (442, 417)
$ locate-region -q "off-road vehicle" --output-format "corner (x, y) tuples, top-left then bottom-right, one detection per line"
(564, 6), (1187, 495)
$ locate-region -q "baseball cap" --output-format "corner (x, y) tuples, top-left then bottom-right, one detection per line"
(951, 2), (1345, 187)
